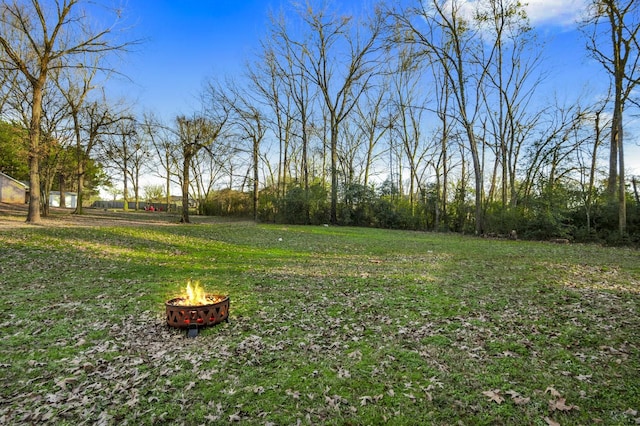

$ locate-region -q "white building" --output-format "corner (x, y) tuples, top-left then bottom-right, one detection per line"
(49, 191), (77, 209)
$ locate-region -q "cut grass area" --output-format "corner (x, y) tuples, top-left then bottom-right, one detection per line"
(0, 209), (639, 424)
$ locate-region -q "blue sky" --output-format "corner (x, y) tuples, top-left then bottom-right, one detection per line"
(107, 0), (274, 119)
(109, 0), (597, 115)
(102, 0), (638, 174)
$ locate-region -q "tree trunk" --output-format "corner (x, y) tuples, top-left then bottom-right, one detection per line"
(302, 124), (310, 225)
(468, 131), (484, 235)
(181, 152), (192, 223)
(608, 97), (621, 194)
(134, 174), (140, 211)
(59, 173), (66, 208)
(618, 123), (626, 236)
(26, 81), (44, 223)
(586, 111), (602, 234)
(76, 173), (85, 213)
(253, 136), (259, 222)
(330, 121), (338, 225)
(632, 177), (640, 204)
(123, 177), (129, 212)
(73, 124), (88, 215)
(165, 163), (171, 213)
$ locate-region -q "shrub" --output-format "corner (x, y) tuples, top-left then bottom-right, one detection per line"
(201, 189), (251, 217)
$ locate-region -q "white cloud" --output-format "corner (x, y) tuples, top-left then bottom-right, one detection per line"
(524, 0), (589, 27)
(439, 0), (590, 28)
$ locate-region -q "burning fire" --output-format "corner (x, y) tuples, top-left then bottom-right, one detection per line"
(173, 280), (222, 306)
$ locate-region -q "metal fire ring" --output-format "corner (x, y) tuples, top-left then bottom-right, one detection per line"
(166, 295), (230, 331)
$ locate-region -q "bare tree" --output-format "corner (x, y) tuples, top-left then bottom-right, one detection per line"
(140, 113), (179, 212)
(221, 80), (268, 222)
(261, 9), (322, 222)
(55, 62), (98, 213)
(189, 140), (232, 211)
(0, 0), (133, 223)
(430, 55), (455, 230)
(582, 0), (640, 235)
(270, 15), (317, 221)
(574, 96), (611, 234)
(521, 100), (588, 202)
(37, 81), (73, 216)
(248, 41), (296, 205)
(101, 117), (141, 211)
(477, 0), (544, 210)
(5, 67), (71, 216)
(291, 2), (384, 224)
(389, 43), (432, 211)
(176, 112), (227, 223)
(393, 0), (489, 234)
(74, 98), (123, 214)
(352, 80), (389, 189)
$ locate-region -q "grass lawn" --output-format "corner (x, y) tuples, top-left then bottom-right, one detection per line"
(1, 206), (639, 425)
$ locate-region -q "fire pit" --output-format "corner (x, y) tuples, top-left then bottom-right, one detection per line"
(166, 281), (229, 337)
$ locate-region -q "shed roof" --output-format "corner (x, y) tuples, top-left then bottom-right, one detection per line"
(0, 171), (28, 189)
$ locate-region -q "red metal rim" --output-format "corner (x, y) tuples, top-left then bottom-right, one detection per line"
(166, 295), (230, 329)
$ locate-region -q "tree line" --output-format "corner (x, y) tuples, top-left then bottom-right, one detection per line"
(0, 0), (639, 243)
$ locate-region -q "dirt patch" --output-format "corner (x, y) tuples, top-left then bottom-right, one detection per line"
(0, 203), (248, 228)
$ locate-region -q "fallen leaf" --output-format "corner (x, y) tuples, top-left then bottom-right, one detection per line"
(403, 392), (416, 402)
(428, 376), (444, 388)
(544, 417), (560, 426)
(286, 389), (300, 399)
(482, 389), (504, 404)
(545, 386), (562, 398)
(549, 398), (579, 412)
(338, 367), (351, 378)
(348, 350), (362, 360)
(513, 396), (531, 405)
(54, 376), (78, 390)
(360, 395), (372, 406)
(505, 390), (530, 405)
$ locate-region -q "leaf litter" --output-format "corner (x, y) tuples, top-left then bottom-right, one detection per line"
(0, 217), (639, 424)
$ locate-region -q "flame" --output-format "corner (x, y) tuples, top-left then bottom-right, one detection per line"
(175, 280), (212, 306)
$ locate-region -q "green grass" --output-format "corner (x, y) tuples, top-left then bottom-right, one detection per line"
(1, 209), (639, 425)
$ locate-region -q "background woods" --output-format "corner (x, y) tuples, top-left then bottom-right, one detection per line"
(0, 0), (639, 243)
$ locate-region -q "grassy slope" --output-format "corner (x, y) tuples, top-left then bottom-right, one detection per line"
(0, 211), (639, 425)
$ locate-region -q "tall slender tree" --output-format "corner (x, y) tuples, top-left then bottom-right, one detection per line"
(101, 117), (139, 211)
(297, 3), (384, 224)
(74, 98), (123, 214)
(141, 113), (178, 212)
(393, 0), (489, 234)
(56, 64), (98, 214)
(0, 0), (132, 223)
(583, 0), (640, 235)
(176, 111), (227, 224)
